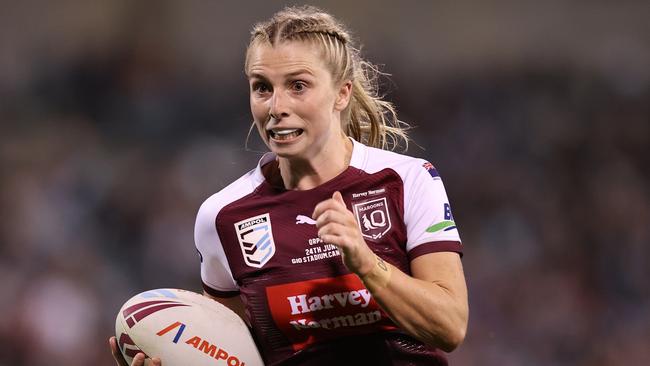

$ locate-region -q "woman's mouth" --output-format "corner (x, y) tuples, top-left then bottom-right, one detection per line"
(269, 128), (304, 141)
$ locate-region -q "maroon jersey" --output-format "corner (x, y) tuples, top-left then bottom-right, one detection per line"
(195, 139), (463, 365)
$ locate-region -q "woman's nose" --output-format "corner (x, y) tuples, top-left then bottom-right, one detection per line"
(269, 91), (289, 120)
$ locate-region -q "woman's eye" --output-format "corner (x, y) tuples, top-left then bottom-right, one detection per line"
(253, 82), (270, 94)
(292, 81), (307, 92)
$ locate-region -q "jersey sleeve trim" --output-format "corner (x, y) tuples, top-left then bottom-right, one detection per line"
(195, 162), (268, 294)
(407, 240), (463, 261)
(202, 282), (241, 298)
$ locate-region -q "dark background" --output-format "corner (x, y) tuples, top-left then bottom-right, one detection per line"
(1, 1), (648, 365)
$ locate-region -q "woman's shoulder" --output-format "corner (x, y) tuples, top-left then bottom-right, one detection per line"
(354, 142), (431, 177)
(197, 166), (265, 217)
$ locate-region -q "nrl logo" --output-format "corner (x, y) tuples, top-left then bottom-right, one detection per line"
(352, 197), (392, 241)
(234, 213), (276, 268)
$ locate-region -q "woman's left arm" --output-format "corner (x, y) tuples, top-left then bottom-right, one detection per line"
(314, 192), (468, 352)
(366, 251), (468, 352)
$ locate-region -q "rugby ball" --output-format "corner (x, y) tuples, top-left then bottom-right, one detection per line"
(115, 288), (264, 366)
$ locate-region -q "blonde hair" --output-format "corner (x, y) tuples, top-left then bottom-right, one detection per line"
(245, 5), (410, 151)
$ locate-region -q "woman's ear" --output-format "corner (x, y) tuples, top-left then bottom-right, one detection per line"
(334, 80), (353, 111)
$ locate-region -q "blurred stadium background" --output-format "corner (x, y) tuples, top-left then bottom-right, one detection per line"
(1, 1), (648, 365)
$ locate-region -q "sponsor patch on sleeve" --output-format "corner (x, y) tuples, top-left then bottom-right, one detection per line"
(425, 203), (457, 233)
(422, 162), (440, 179)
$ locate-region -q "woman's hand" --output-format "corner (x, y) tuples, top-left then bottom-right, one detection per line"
(312, 191), (376, 276)
(109, 336), (162, 366)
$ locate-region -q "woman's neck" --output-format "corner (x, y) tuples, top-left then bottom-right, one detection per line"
(278, 137), (353, 190)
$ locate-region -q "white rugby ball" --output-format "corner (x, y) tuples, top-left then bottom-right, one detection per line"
(115, 288), (264, 366)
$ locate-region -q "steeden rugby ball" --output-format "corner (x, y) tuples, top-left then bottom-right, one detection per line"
(115, 288), (263, 366)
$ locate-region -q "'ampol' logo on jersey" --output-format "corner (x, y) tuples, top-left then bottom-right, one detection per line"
(235, 213), (276, 268)
(353, 197), (392, 240)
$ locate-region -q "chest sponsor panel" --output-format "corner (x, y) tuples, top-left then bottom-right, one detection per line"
(265, 274), (396, 351)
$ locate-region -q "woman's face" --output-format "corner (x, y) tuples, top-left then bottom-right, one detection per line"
(247, 40), (351, 160)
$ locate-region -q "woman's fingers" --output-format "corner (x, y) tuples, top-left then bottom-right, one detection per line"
(109, 336), (160, 366)
(109, 336), (129, 366)
(332, 191), (345, 205)
(312, 191), (376, 274)
(312, 191), (348, 219)
(130, 352), (160, 366)
(315, 208), (351, 228)
(131, 353), (145, 366)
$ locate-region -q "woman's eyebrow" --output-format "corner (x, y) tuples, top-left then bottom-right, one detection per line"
(284, 69), (314, 78)
(248, 72), (268, 81)
(248, 69), (314, 81)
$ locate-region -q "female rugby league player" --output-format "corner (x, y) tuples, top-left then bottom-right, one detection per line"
(110, 5), (468, 366)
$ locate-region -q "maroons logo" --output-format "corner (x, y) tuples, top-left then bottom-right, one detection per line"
(352, 197), (392, 240)
(234, 213), (276, 268)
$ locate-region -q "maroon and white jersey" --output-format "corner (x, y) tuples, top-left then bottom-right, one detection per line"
(195, 139), (463, 365)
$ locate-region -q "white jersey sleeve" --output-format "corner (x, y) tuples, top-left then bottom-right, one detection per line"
(194, 165), (267, 296)
(194, 195), (239, 294)
(351, 139), (462, 258)
(403, 159), (461, 253)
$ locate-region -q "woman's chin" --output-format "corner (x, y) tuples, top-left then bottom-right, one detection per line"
(268, 139), (306, 158)
(272, 148), (304, 160)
